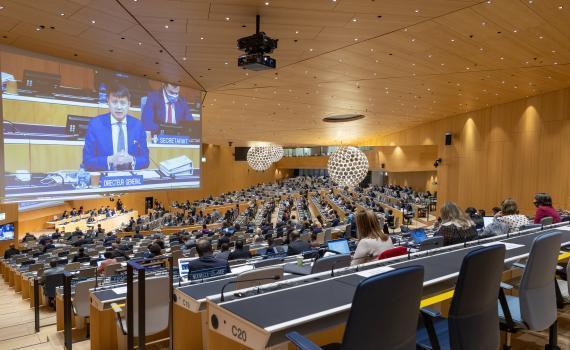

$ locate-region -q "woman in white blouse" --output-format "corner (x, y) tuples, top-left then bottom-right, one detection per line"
(351, 209), (393, 265)
(496, 198), (529, 233)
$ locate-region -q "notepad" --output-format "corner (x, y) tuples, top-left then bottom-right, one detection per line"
(481, 242), (524, 250)
(356, 266), (394, 278)
(112, 286), (127, 294)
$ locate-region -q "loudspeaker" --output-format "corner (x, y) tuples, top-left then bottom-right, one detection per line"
(445, 133), (452, 145)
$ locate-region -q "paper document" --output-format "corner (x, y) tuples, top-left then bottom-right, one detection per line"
(231, 265), (254, 274)
(112, 286), (127, 294)
(481, 242), (524, 250)
(555, 226), (570, 232)
(159, 155), (193, 176)
(106, 171), (133, 177)
(356, 266), (394, 278)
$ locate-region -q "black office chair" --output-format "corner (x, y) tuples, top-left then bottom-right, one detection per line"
(287, 266), (424, 350)
(416, 244), (506, 350)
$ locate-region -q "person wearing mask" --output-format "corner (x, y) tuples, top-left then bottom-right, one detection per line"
(187, 239), (230, 273)
(533, 193), (561, 224)
(351, 209), (393, 265)
(496, 198), (530, 232)
(228, 240), (252, 260)
(287, 231), (311, 256)
(215, 243), (231, 261)
(141, 83), (197, 134)
(4, 243), (20, 259)
(465, 207), (484, 230)
(435, 202), (478, 246)
(97, 251), (118, 274)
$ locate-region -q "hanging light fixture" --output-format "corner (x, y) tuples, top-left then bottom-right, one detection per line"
(268, 144), (284, 162)
(247, 146), (273, 171)
(327, 146), (369, 187)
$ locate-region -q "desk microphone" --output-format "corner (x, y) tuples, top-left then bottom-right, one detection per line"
(220, 275), (281, 302)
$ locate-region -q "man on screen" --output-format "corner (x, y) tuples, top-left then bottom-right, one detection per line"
(82, 84), (149, 171)
(141, 83), (196, 134)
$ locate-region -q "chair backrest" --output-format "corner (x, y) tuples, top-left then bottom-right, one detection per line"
(342, 266), (424, 349)
(28, 263), (44, 273)
(540, 216), (554, 226)
(78, 267), (97, 279)
(378, 246), (407, 260)
(419, 236), (444, 251)
(235, 266), (284, 290)
(311, 254), (351, 274)
(518, 231), (561, 330)
(104, 263), (122, 277)
(43, 273), (65, 298)
(74, 279), (96, 317)
(64, 262), (81, 272)
(131, 276), (170, 337)
(448, 244), (506, 349)
(229, 259), (247, 267)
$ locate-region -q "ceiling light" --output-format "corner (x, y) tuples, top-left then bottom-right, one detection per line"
(295, 30), (299, 34)
(138, 42), (142, 45)
(513, 29), (518, 33)
(309, 48), (313, 51)
(265, 2), (269, 5)
(481, 21), (486, 26)
(500, 57), (504, 60)
(539, 35), (543, 39)
(91, 20), (96, 24)
(354, 38), (358, 41)
(164, 25), (169, 29)
(225, 17), (230, 21)
(352, 18), (357, 22)
(224, 62), (228, 65)
(182, 57), (187, 61)
(60, 13), (65, 16)
(414, 9), (420, 13)
(558, 5), (563, 10)
(200, 36), (204, 40)
(450, 39), (455, 42)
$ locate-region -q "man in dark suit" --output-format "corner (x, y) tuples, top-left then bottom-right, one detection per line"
(141, 83), (196, 134)
(228, 240), (252, 260)
(82, 84), (149, 171)
(187, 239), (230, 273)
(287, 231), (311, 256)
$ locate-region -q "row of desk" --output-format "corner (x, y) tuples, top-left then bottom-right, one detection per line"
(48, 210), (138, 233)
(73, 222), (570, 349)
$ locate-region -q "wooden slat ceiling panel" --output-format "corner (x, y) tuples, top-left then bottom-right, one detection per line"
(0, 0), (568, 145)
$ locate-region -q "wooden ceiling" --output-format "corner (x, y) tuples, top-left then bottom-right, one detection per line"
(0, 0), (569, 146)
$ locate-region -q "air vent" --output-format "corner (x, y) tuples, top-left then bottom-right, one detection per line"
(322, 114), (365, 123)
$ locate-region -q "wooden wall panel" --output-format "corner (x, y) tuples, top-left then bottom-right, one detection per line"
(366, 87), (570, 216)
(387, 171), (438, 193)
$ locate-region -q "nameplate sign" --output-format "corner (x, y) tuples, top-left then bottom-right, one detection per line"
(189, 266), (230, 281)
(154, 135), (190, 145)
(100, 175), (144, 188)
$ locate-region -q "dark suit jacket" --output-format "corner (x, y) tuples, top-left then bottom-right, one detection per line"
(187, 255), (230, 273)
(141, 90), (195, 133)
(82, 113), (149, 171)
(287, 239), (312, 256)
(228, 249), (252, 261)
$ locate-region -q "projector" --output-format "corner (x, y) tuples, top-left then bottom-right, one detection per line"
(238, 53), (276, 71)
(237, 15), (278, 71)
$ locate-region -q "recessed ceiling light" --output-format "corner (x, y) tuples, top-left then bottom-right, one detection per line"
(35, 27), (41, 31)
(200, 36), (204, 40)
(354, 38), (358, 41)
(60, 13), (65, 16)
(224, 62), (228, 65)
(411, 38), (416, 42)
(414, 9), (420, 13)
(0, 5), (4, 10)
(138, 42), (142, 45)
(450, 39), (455, 42)
(265, 2), (269, 5)
(481, 21), (486, 26)
(558, 5), (563, 10)
(500, 57), (504, 60)
(225, 17), (230, 21)
(352, 18), (357, 22)
(182, 57), (187, 61)
(539, 35), (544, 39)
(91, 20), (96, 24)
(552, 50), (556, 53)
(295, 30), (299, 34)
(164, 25), (169, 28)
(309, 48), (313, 51)
(513, 29), (518, 33)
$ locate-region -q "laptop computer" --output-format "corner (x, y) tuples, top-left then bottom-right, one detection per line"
(177, 257), (194, 282)
(326, 239), (350, 255)
(483, 216), (494, 227)
(410, 229), (427, 245)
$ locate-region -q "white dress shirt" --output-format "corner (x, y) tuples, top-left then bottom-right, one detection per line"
(163, 91), (176, 124)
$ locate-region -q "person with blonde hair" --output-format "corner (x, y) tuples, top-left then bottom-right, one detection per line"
(435, 202), (477, 246)
(496, 198), (529, 232)
(351, 209), (393, 265)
